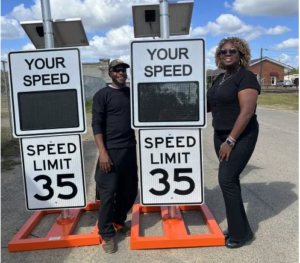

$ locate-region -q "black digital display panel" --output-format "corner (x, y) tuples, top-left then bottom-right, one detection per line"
(18, 89), (79, 131)
(138, 82), (199, 122)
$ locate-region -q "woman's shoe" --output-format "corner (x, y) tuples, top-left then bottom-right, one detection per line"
(225, 233), (254, 249)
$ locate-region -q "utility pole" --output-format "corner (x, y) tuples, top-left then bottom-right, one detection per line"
(259, 48), (263, 86)
(259, 48), (268, 86)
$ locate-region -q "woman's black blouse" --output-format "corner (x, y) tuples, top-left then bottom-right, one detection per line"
(207, 67), (261, 131)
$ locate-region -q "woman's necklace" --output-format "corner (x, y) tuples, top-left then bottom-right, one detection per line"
(219, 66), (241, 86)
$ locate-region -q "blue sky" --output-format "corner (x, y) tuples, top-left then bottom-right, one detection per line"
(1, 0), (299, 69)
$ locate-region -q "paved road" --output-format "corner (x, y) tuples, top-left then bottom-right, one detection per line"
(1, 107), (298, 263)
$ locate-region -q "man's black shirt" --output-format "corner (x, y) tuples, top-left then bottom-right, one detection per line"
(92, 86), (136, 149)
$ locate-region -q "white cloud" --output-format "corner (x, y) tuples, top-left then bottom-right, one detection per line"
(8, 0), (157, 33)
(243, 31), (263, 41)
(224, 1), (231, 8)
(273, 38), (299, 50)
(278, 54), (299, 68)
(105, 25), (134, 47)
(119, 55), (130, 65)
(207, 46), (218, 58)
(191, 27), (209, 36)
(206, 58), (215, 70)
(11, 2), (41, 21)
(205, 46), (218, 69)
(191, 14), (253, 37)
(1, 16), (24, 39)
(78, 25), (134, 62)
(265, 26), (291, 35)
(22, 43), (36, 51)
(1, 53), (8, 62)
(232, 0), (298, 16)
(216, 14), (249, 33)
(191, 14), (290, 41)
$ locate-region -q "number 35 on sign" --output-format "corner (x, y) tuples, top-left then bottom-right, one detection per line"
(20, 135), (86, 210)
(139, 129), (204, 206)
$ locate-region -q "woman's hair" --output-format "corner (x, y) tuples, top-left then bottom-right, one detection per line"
(215, 37), (251, 70)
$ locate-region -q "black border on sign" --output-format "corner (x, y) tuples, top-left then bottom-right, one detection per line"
(138, 129), (204, 206)
(131, 38), (206, 129)
(20, 134), (87, 211)
(8, 48), (86, 137)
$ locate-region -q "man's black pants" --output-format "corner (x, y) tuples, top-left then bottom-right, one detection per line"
(214, 128), (258, 241)
(95, 146), (138, 239)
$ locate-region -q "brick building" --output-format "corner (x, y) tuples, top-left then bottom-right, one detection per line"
(209, 57), (293, 86)
(249, 57), (293, 86)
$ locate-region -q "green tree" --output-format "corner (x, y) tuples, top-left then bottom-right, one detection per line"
(206, 69), (214, 89)
(289, 67), (299, 75)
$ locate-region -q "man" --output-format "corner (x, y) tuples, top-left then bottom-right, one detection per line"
(92, 59), (138, 254)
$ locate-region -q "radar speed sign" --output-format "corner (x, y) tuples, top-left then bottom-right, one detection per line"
(131, 38), (206, 129)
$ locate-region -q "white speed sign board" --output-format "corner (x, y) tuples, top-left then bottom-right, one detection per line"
(8, 48), (86, 138)
(20, 135), (86, 210)
(139, 129), (204, 206)
(130, 38), (206, 129)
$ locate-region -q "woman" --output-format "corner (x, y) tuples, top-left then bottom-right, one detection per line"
(207, 37), (260, 248)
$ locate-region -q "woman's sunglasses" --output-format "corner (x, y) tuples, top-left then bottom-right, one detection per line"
(219, 48), (238, 55)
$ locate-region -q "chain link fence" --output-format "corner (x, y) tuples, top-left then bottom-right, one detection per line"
(1, 60), (19, 157)
(83, 75), (107, 101)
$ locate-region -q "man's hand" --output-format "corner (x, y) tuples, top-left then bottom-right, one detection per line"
(99, 150), (113, 173)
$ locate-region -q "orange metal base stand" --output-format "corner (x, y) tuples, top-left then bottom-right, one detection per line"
(130, 204), (225, 249)
(8, 201), (101, 252)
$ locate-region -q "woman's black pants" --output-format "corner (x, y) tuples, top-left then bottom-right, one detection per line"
(95, 146), (138, 239)
(214, 128), (258, 241)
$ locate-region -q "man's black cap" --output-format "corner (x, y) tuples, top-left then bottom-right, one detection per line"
(109, 59), (130, 69)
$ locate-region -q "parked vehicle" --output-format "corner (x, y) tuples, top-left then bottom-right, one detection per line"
(294, 78), (299, 87)
(276, 80), (294, 87)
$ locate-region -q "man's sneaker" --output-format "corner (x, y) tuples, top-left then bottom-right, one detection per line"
(101, 237), (115, 254)
(113, 223), (131, 237)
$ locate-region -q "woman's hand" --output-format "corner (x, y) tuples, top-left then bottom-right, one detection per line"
(219, 143), (233, 162)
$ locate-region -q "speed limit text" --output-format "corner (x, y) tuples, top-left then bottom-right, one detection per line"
(26, 142), (77, 171)
(144, 136), (196, 164)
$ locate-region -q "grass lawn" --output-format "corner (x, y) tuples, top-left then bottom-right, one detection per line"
(85, 95), (299, 112)
(1, 159), (21, 172)
(1, 127), (20, 159)
(85, 100), (93, 114)
(258, 93), (299, 111)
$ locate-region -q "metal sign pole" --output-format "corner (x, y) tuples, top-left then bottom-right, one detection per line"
(159, 0), (176, 219)
(159, 0), (170, 39)
(41, 0), (54, 48)
(40, 0), (70, 220)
